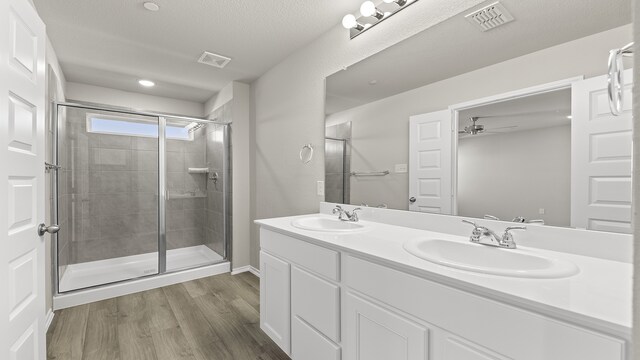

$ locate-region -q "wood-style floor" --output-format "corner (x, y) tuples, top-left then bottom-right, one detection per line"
(46, 273), (290, 360)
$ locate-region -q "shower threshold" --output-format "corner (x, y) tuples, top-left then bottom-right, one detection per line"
(54, 245), (228, 309)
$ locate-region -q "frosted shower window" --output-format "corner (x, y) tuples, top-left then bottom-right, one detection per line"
(87, 114), (193, 140)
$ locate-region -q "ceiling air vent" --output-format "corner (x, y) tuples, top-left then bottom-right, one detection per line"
(197, 51), (231, 69)
(465, 2), (514, 32)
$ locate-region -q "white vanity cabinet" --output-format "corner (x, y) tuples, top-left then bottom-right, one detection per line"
(260, 229), (342, 359)
(259, 228), (628, 360)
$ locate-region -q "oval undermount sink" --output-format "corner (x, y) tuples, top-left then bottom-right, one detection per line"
(291, 216), (366, 232)
(403, 239), (579, 279)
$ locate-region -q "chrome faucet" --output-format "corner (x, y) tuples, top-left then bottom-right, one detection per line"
(332, 205), (361, 222)
(462, 219), (526, 249)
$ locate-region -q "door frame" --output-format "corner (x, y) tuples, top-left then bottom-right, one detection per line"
(447, 76), (584, 215)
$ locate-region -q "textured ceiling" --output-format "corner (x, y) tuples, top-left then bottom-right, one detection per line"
(326, 0), (632, 114)
(33, 0), (364, 102)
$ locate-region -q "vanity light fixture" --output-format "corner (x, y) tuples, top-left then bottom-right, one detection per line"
(342, 14), (365, 31)
(360, 1), (385, 20)
(383, 0), (408, 6)
(138, 79), (155, 87)
(343, 0), (419, 39)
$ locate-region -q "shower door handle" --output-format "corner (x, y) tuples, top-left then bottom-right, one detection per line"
(38, 223), (60, 236)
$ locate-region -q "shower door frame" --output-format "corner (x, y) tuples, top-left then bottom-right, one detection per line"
(52, 101), (231, 296)
(325, 136), (349, 204)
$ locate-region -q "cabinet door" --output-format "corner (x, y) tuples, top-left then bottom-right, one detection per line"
(292, 316), (341, 360)
(436, 333), (511, 360)
(344, 292), (429, 360)
(260, 251), (291, 354)
(292, 265), (340, 342)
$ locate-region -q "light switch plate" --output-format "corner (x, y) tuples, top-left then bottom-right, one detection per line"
(539, 208), (545, 215)
(395, 164), (408, 173)
(317, 181), (325, 196)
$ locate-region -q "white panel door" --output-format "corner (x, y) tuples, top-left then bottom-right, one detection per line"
(344, 292), (429, 360)
(571, 70), (633, 233)
(260, 251), (291, 355)
(0, 0), (47, 359)
(409, 110), (452, 214)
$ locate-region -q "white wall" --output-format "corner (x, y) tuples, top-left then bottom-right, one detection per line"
(251, 0), (487, 268)
(206, 81), (252, 270)
(65, 82), (205, 118)
(325, 25), (631, 213)
(457, 125), (571, 226)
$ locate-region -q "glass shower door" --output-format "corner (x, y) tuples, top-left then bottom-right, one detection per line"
(162, 116), (227, 272)
(56, 105), (160, 292)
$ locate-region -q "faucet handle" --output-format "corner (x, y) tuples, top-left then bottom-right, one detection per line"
(462, 219), (478, 227)
(504, 225), (527, 232)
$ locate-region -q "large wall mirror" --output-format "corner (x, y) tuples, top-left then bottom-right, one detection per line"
(324, 0), (633, 233)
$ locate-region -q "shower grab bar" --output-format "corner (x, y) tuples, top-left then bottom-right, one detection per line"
(350, 170), (390, 176)
(608, 42), (633, 116)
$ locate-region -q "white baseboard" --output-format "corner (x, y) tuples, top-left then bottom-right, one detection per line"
(45, 309), (55, 331)
(231, 265), (260, 277)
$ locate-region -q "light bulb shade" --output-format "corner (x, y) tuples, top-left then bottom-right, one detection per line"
(342, 14), (357, 29)
(360, 1), (377, 17)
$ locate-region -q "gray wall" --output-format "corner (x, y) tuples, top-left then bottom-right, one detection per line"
(251, 0), (487, 269)
(457, 125), (571, 226)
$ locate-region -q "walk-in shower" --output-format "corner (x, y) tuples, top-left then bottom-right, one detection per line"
(52, 102), (230, 307)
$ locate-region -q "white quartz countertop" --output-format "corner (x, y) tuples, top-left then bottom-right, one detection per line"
(256, 214), (632, 339)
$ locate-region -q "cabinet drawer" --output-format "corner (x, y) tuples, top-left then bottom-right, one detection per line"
(292, 265), (340, 342)
(261, 228), (339, 281)
(292, 316), (341, 360)
(344, 255), (625, 360)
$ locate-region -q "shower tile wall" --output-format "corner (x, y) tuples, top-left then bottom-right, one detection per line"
(62, 107), (160, 263)
(205, 103), (231, 257)
(166, 125), (207, 250)
(325, 122), (351, 204)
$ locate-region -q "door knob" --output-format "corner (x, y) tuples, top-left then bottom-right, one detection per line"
(38, 223), (60, 236)
(409, 197), (416, 203)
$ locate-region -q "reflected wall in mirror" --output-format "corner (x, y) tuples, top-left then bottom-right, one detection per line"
(324, 0), (633, 233)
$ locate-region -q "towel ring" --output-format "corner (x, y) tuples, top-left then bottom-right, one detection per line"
(299, 144), (314, 164)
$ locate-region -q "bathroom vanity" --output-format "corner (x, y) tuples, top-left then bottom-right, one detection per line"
(256, 204), (631, 360)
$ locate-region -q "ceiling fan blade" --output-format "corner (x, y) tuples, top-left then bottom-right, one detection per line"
(487, 125), (518, 130)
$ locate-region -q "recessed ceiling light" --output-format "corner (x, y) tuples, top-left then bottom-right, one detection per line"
(138, 79), (155, 87)
(566, 115), (572, 119)
(143, 2), (160, 11)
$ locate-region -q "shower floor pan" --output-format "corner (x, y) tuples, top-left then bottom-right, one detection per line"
(59, 245), (224, 293)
